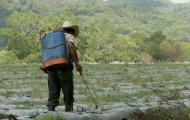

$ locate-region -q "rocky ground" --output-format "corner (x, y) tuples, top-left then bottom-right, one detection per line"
(1, 63), (190, 120)
(1, 97), (190, 120)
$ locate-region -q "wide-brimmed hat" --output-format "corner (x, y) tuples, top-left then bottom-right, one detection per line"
(62, 21), (79, 38)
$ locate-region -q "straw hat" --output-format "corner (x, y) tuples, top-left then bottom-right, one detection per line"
(62, 21), (79, 38)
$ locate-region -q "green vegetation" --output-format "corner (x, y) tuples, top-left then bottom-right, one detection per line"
(0, 0), (190, 63)
(1, 63), (190, 102)
(1, 63), (190, 119)
(0, 50), (18, 63)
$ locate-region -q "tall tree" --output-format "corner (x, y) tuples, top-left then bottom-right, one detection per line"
(145, 30), (166, 61)
(0, 12), (40, 59)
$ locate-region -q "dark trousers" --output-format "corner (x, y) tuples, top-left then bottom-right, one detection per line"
(47, 64), (74, 111)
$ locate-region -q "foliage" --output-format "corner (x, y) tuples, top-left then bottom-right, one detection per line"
(23, 52), (41, 63)
(145, 31), (167, 61)
(0, 50), (17, 63)
(0, 0), (190, 63)
(112, 34), (138, 62)
(0, 11), (77, 60)
(77, 24), (118, 63)
(0, 12), (40, 59)
(1, 0), (190, 40)
(180, 42), (190, 61)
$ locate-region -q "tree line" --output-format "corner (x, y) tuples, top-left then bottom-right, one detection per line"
(0, 0), (190, 63)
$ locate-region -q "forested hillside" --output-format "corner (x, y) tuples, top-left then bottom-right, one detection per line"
(0, 0), (190, 63)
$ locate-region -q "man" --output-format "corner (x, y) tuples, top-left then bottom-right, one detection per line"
(46, 21), (82, 112)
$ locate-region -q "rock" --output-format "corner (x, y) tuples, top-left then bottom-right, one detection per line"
(94, 107), (140, 120)
(182, 99), (190, 108)
(179, 90), (190, 98)
(146, 95), (162, 102)
(37, 112), (97, 120)
(0, 104), (17, 110)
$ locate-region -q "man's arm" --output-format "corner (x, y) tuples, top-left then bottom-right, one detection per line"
(68, 42), (82, 72)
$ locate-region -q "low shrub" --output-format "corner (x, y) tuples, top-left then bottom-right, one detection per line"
(0, 50), (18, 64)
(23, 52), (41, 63)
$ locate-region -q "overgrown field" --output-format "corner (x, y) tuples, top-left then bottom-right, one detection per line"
(1, 63), (190, 119)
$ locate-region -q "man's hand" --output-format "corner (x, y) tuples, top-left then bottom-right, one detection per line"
(75, 63), (82, 73)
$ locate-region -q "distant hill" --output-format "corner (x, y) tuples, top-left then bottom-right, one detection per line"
(0, 0), (190, 47)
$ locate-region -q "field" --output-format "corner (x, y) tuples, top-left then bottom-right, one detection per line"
(1, 63), (190, 119)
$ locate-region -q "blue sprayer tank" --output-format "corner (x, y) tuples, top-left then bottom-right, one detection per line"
(40, 31), (68, 70)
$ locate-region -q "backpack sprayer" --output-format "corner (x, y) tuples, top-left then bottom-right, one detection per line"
(79, 71), (98, 109)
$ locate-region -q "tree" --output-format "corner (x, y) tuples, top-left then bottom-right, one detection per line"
(113, 34), (138, 62)
(177, 41), (190, 61)
(145, 30), (166, 61)
(159, 41), (182, 62)
(0, 10), (79, 59)
(77, 24), (117, 63)
(0, 12), (40, 59)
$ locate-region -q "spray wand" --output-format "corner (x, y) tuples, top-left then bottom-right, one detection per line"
(79, 71), (98, 109)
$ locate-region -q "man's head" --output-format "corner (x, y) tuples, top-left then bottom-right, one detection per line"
(62, 21), (79, 38)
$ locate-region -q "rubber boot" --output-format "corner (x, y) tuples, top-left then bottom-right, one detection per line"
(65, 104), (73, 112)
(48, 106), (55, 111)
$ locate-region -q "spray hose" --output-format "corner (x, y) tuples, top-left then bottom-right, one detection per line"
(79, 71), (98, 109)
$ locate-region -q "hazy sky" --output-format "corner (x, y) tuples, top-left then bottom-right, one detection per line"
(169, 0), (190, 3)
